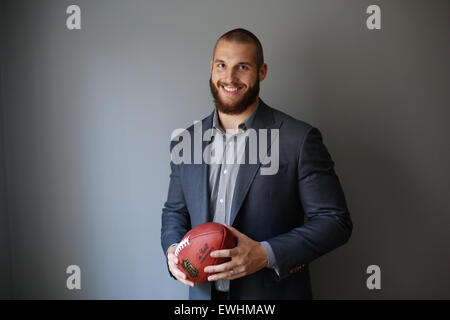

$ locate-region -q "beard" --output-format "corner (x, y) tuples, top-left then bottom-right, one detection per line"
(209, 76), (260, 115)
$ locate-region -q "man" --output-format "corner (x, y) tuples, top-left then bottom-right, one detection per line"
(161, 28), (353, 300)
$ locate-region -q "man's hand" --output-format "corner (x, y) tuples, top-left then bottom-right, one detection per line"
(204, 225), (268, 281)
(167, 244), (195, 287)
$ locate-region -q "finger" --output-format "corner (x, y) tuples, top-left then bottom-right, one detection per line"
(210, 247), (239, 258)
(229, 271), (246, 281)
(168, 261), (186, 279)
(204, 260), (236, 273)
(167, 253), (178, 265)
(207, 270), (231, 282)
(170, 266), (195, 287)
(169, 264), (186, 280)
(208, 264), (248, 281)
(168, 259), (180, 272)
(228, 265), (246, 280)
(178, 277), (195, 287)
(207, 268), (242, 281)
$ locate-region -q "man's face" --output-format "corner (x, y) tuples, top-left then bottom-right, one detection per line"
(210, 40), (267, 115)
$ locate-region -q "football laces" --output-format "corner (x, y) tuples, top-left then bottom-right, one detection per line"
(174, 236), (190, 256)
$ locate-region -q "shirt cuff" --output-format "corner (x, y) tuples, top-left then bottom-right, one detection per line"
(260, 241), (280, 275)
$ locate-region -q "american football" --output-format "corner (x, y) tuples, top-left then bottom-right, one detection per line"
(174, 222), (237, 283)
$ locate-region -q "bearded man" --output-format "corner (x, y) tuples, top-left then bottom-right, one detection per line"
(161, 28), (353, 300)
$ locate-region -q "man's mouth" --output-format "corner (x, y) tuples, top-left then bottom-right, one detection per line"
(220, 85), (243, 96)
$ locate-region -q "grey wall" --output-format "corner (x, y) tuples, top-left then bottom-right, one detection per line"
(1, 0), (449, 299)
(0, 94), (11, 300)
(0, 0), (12, 299)
(0, 99), (12, 300)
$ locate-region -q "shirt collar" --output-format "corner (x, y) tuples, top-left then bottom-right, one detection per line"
(212, 98), (260, 133)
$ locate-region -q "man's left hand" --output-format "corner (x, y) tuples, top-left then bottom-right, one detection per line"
(204, 225), (268, 281)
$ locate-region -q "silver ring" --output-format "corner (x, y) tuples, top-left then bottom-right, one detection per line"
(230, 269), (235, 276)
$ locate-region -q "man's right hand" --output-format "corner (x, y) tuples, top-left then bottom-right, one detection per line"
(167, 244), (195, 287)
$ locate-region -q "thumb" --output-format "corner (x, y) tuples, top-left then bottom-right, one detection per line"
(224, 225), (244, 239)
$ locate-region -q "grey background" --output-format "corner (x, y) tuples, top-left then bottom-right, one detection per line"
(1, 0), (449, 299)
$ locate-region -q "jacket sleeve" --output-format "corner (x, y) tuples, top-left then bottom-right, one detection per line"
(160, 141), (191, 259)
(266, 126), (353, 280)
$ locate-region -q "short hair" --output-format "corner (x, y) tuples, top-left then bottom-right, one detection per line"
(213, 28), (264, 69)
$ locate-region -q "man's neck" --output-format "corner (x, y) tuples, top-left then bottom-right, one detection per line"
(218, 98), (259, 132)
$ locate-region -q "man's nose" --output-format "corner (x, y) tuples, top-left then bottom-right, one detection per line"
(223, 68), (238, 84)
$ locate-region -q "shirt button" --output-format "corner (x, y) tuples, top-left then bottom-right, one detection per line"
(219, 198), (224, 204)
(223, 170), (227, 174)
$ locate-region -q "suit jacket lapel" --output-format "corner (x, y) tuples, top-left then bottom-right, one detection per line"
(191, 101), (282, 226)
(229, 100), (283, 226)
(192, 111), (214, 224)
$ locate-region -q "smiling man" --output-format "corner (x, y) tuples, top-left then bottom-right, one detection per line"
(209, 35), (266, 119)
(161, 28), (353, 300)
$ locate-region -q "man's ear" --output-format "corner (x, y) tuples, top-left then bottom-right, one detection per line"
(259, 63), (268, 81)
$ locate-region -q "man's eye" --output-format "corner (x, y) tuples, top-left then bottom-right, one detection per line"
(218, 63), (225, 68)
(239, 65), (248, 70)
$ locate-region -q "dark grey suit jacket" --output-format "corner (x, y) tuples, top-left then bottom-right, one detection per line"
(161, 99), (353, 299)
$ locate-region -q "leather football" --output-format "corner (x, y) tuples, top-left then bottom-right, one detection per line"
(175, 222), (237, 283)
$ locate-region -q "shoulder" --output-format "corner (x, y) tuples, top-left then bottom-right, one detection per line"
(262, 101), (331, 163)
(263, 101), (314, 142)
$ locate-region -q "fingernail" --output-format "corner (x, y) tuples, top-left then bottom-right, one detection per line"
(204, 267), (210, 273)
(208, 276), (215, 281)
(210, 252), (217, 257)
